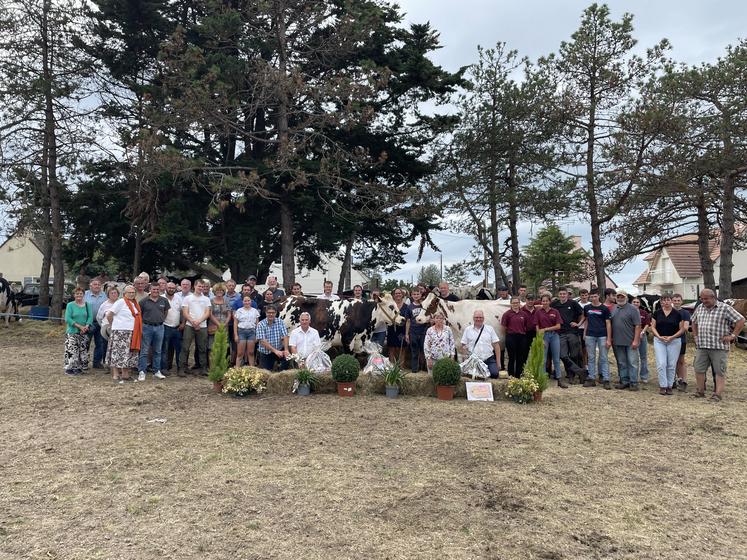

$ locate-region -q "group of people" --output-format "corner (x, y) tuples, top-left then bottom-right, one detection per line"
(64, 273), (743, 400)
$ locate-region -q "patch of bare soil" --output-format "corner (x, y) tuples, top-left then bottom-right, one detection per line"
(1, 322), (746, 560)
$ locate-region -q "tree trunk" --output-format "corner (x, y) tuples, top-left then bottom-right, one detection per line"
(507, 164), (521, 294)
(585, 95), (607, 292)
(279, 201), (294, 291)
(718, 173), (736, 298)
(132, 228), (142, 277)
(338, 235), (354, 292)
(695, 191), (716, 291)
(38, 230), (52, 307)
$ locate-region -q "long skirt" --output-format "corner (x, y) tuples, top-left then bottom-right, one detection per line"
(105, 329), (139, 368)
(64, 333), (89, 372)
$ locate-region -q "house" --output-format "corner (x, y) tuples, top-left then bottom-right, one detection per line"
(0, 232), (62, 286)
(568, 236), (618, 292)
(633, 232), (747, 299)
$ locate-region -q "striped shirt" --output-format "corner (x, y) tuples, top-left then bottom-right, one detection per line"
(691, 301), (744, 351)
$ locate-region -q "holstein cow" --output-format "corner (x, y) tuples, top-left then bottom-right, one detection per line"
(278, 293), (404, 354)
(414, 292), (511, 354)
(629, 293), (661, 313)
(0, 277), (18, 326)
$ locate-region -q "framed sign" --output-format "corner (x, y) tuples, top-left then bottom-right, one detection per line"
(465, 382), (494, 401)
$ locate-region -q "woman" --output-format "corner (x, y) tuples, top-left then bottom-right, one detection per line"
(631, 298), (651, 384)
(105, 284), (142, 383)
(650, 295), (684, 396)
(352, 284), (363, 300)
(234, 295), (260, 366)
(423, 311), (455, 374)
(208, 282), (232, 360)
(535, 294), (567, 388)
(64, 288), (93, 375)
(258, 289), (275, 321)
(500, 297), (530, 378)
(386, 288), (408, 367)
(95, 285), (120, 362)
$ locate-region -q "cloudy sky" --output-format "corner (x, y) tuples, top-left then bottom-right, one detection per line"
(389, 0), (747, 291)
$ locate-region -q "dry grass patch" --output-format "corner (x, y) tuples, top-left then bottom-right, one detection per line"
(0, 321), (746, 560)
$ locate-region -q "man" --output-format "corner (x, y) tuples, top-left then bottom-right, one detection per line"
(672, 293), (691, 391)
(232, 283), (259, 311)
(179, 280), (211, 376)
(157, 276), (168, 295)
(133, 275), (149, 301)
(138, 283), (170, 381)
(460, 309), (501, 378)
(224, 279), (241, 307)
(256, 305), (289, 371)
(583, 289), (612, 389)
(289, 311), (321, 362)
(317, 280), (340, 301)
(290, 282), (303, 296)
(610, 290), (641, 390)
(265, 275), (285, 299)
(551, 287), (587, 384)
(518, 285), (528, 304)
(245, 275), (260, 302)
(84, 278), (108, 369)
(438, 281), (460, 302)
(161, 281), (182, 373)
(690, 289), (745, 401)
(603, 288), (617, 313)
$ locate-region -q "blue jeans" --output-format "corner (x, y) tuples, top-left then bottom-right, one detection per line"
(653, 338), (681, 388)
(139, 324), (164, 373)
(638, 334), (649, 382)
(87, 322), (107, 366)
(585, 336), (610, 381)
(371, 331), (386, 349)
(161, 325), (181, 371)
(613, 345), (640, 385)
(543, 331), (561, 379)
(484, 355), (499, 379)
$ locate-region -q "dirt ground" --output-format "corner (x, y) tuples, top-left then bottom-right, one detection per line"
(1, 322), (746, 560)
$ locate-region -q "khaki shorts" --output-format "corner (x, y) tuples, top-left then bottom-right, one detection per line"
(693, 348), (729, 378)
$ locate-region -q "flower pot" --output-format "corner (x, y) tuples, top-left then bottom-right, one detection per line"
(336, 381), (356, 397)
(385, 384), (400, 399)
(297, 383), (311, 396)
(436, 384), (456, 401)
(533, 391), (543, 402)
(212, 381), (224, 393)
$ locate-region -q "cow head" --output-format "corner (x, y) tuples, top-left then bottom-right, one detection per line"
(415, 292), (445, 325)
(372, 292), (404, 327)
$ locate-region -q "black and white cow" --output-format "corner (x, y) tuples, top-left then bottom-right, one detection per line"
(278, 294), (403, 354)
(0, 277), (18, 326)
(629, 293), (661, 314)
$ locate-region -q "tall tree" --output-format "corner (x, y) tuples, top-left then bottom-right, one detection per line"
(546, 3), (669, 291)
(522, 224), (586, 294)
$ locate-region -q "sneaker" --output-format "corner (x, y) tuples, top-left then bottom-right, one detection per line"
(154, 371), (166, 380)
(676, 379), (687, 392)
(665, 388), (673, 395)
(629, 384), (640, 392)
(118, 379), (124, 385)
(615, 383), (630, 390)
(65, 369), (77, 376)
(137, 371), (146, 382)
(603, 381), (611, 390)
(659, 388), (667, 396)
(583, 379), (596, 388)
(557, 378), (569, 389)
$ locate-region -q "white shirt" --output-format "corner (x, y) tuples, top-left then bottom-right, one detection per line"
(460, 324), (499, 361)
(182, 294), (211, 328)
(234, 306), (260, 330)
(163, 294), (182, 327)
(317, 293), (340, 301)
(97, 299), (117, 329)
(289, 326), (322, 358)
(109, 298), (138, 331)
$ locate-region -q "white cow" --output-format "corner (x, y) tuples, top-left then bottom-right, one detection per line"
(0, 277), (18, 326)
(414, 292), (511, 354)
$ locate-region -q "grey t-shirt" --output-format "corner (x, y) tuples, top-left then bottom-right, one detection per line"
(610, 303), (641, 346)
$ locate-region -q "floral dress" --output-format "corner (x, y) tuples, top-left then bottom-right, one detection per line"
(423, 326), (455, 362)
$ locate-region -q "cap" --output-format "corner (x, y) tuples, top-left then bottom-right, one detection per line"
(248, 275), (257, 281)
(498, 286), (508, 291)
(616, 289), (629, 298)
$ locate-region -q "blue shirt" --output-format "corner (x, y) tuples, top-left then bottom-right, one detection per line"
(84, 290), (108, 320)
(232, 296), (258, 311)
(584, 304), (611, 338)
(256, 318), (288, 354)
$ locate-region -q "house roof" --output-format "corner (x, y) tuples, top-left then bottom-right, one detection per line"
(635, 233), (722, 285)
(633, 269), (650, 286)
(0, 230), (48, 255)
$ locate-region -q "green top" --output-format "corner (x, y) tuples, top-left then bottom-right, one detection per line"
(65, 302), (92, 334)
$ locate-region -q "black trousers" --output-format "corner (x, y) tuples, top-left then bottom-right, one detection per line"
(505, 333), (528, 378)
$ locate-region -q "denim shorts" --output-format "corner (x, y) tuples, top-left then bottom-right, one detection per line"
(237, 328), (256, 342)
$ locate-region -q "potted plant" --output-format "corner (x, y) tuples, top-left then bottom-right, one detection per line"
(208, 324), (229, 392)
(522, 334), (550, 401)
(295, 368), (318, 396)
(222, 366), (269, 397)
(505, 376), (539, 404)
(383, 362), (406, 399)
(432, 357), (461, 401)
(331, 354), (360, 397)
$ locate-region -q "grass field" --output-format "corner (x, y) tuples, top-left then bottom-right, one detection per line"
(1, 321), (746, 560)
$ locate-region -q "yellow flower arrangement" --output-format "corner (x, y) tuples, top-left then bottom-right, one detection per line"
(222, 366), (269, 396)
(505, 376), (539, 404)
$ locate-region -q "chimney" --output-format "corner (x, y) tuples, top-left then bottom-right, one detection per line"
(571, 235), (583, 250)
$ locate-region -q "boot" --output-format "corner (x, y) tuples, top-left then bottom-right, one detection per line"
(557, 376), (569, 389)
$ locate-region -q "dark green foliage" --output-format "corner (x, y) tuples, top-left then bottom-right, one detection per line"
(331, 354), (360, 383)
(431, 357), (461, 386)
(522, 224), (586, 294)
(208, 324), (229, 382)
(295, 368), (319, 388)
(383, 362), (407, 388)
(522, 334), (549, 392)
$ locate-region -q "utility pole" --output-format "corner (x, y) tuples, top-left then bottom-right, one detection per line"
(439, 253), (443, 282)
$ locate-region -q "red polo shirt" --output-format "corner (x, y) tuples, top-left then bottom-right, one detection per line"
(535, 307), (562, 329)
(501, 309), (531, 334)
